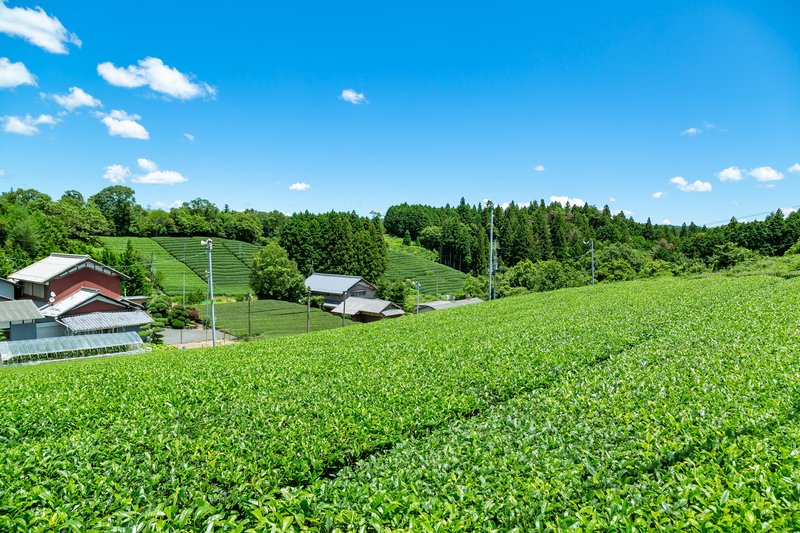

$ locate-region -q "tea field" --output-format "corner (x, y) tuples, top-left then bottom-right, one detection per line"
(1, 275), (799, 530)
(383, 243), (466, 295)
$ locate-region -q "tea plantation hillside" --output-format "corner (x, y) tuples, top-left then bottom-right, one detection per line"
(98, 237), (207, 295)
(203, 298), (346, 339)
(2, 275), (799, 530)
(382, 238), (466, 295)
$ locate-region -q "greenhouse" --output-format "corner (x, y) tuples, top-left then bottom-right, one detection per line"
(0, 331), (146, 366)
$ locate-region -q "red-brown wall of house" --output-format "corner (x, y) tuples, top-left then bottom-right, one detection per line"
(50, 269), (121, 301)
(63, 300), (124, 316)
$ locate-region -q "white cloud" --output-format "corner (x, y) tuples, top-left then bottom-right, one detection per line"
(681, 127), (701, 136)
(0, 169), (5, 177)
(102, 164), (130, 184)
(137, 158), (158, 172)
(2, 113), (56, 135)
(183, 132), (194, 142)
(133, 170), (187, 185)
(340, 88), (367, 104)
(608, 197), (617, 203)
(154, 200), (184, 209)
(49, 86), (101, 111)
(549, 195), (585, 207)
(780, 207), (797, 216)
(652, 191), (666, 199)
(662, 218), (672, 225)
(97, 57), (215, 100)
(0, 1), (80, 53)
(533, 164), (545, 172)
(0, 57), (35, 88)
(716, 166), (744, 182)
(289, 182), (311, 191)
(788, 163), (800, 173)
(97, 109), (149, 140)
(749, 166), (783, 182)
(126, 158), (188, 185)
(670, 176), (712, 192)
(623, 210), (634, 217)
(703, 121), (716, 130)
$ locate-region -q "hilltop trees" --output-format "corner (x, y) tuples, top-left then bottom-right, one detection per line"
(250, 243), (306, 301)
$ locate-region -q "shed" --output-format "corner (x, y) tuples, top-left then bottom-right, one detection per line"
(417, 297), (483, 313)
(330, 297), (405, 323)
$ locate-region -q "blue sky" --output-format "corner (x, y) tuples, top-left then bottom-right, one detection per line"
(1, 1), (799, 226)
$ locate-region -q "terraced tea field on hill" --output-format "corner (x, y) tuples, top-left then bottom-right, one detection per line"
(383, 243), (466, 295)
(204, 298), (347, 339)
(1, 275), (799, 530)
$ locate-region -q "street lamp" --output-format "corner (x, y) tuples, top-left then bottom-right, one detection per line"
(410, 280), (421, 314)
(201, 239), (217, 347)
(484, 199), (494, 300)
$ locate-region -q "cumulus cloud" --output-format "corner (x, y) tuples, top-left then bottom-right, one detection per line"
(716, 166), (744, 182)
(340, 89), (367, 104)
(681, 127), (701, 136)
(0, 57), (35, 88)
(49, 86), (101, 111)
(130, 158), (187, 184)
(549, 195), (585, 207)
(137, 158), (158, 172)
(662, 218), (672, 225)
(749, 166), (783, 182)
(0, 169), (5, 177)
(154, 200), (185, 209)
(652, 191), (666, 199)
(2, 113), (56, 135)
(670, 176), (712, 192)
(0, 1), (81, 53)
(97, 57), (215, 100)
(533, 164), (545, 172)
(788, 163), (800, 173)
(183, 132), (194, 142)
(608, 197), (616, 203)
(97, 109), (149, 140)
(289, 182), (311, 191)
(102, 164), (130, 184)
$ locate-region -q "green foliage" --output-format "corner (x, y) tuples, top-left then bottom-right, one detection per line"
(139, 317), (165, 344)
(250, 242), (305, 301)
(461, 274), (488, 299)
(506, 259), (584, 293)
(711, 242), (757, 270)
(147, 296), (171, 319)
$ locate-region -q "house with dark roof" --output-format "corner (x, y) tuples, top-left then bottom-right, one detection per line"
(305, 273), (377, 309)
(329, 297), (405, 323)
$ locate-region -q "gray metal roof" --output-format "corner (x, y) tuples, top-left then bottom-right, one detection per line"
(39, 288), (133, 318)
(0, 331), (144, 363)
(330, 297), (404, 317)
(10, 253), (129, 284)
(419, 298), (484, 311)
(0, 300), (45, 323)
(305, 273), (372, 294)
(60, 310), (152, 333)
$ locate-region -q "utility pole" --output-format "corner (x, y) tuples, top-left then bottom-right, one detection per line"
(306, 287), (311, 333)
(584, 240), (595, 286)
(182, 271), (186, 306)
(201, 239), (216, 347)
(341, 291), (347, 327)
(412, 281), (421, 314)
(486, 200), (494, 300)
(247, 293), (252, 338)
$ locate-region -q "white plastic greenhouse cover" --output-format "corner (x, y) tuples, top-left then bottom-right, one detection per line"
(0, 332), (144, 363)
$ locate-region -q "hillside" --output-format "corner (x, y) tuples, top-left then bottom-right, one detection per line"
(203, 298), (346, 339)
(383, 238), (466, 295)
(2, 275), (798, 529)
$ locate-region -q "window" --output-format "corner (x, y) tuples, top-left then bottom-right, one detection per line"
(352, 290), (367, 297)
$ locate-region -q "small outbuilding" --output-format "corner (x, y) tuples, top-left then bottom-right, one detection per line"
(417, 297), (483, 313)
(0, 300), (45, 341)
(329, 297), (405, 323)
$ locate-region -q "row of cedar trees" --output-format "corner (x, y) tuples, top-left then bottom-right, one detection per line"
(382, 198), (800, 276)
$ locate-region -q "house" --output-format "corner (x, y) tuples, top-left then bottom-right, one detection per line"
(0, 278), (16, 302)
(305, 273), (377, 309)
(9, 254), (151, 338)
(417, 297), (483, 313)
(0, 300), (45, 340)
(329, 297), (405, 323)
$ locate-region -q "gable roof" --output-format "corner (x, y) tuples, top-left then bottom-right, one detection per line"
(39, 288), (133, 318)
(9, 254), (129, 284)
(59, 310), (152, 333)
(330, 297), (404, 318)
(0, 300), (44, 323)
(305, 273), (375, 294)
